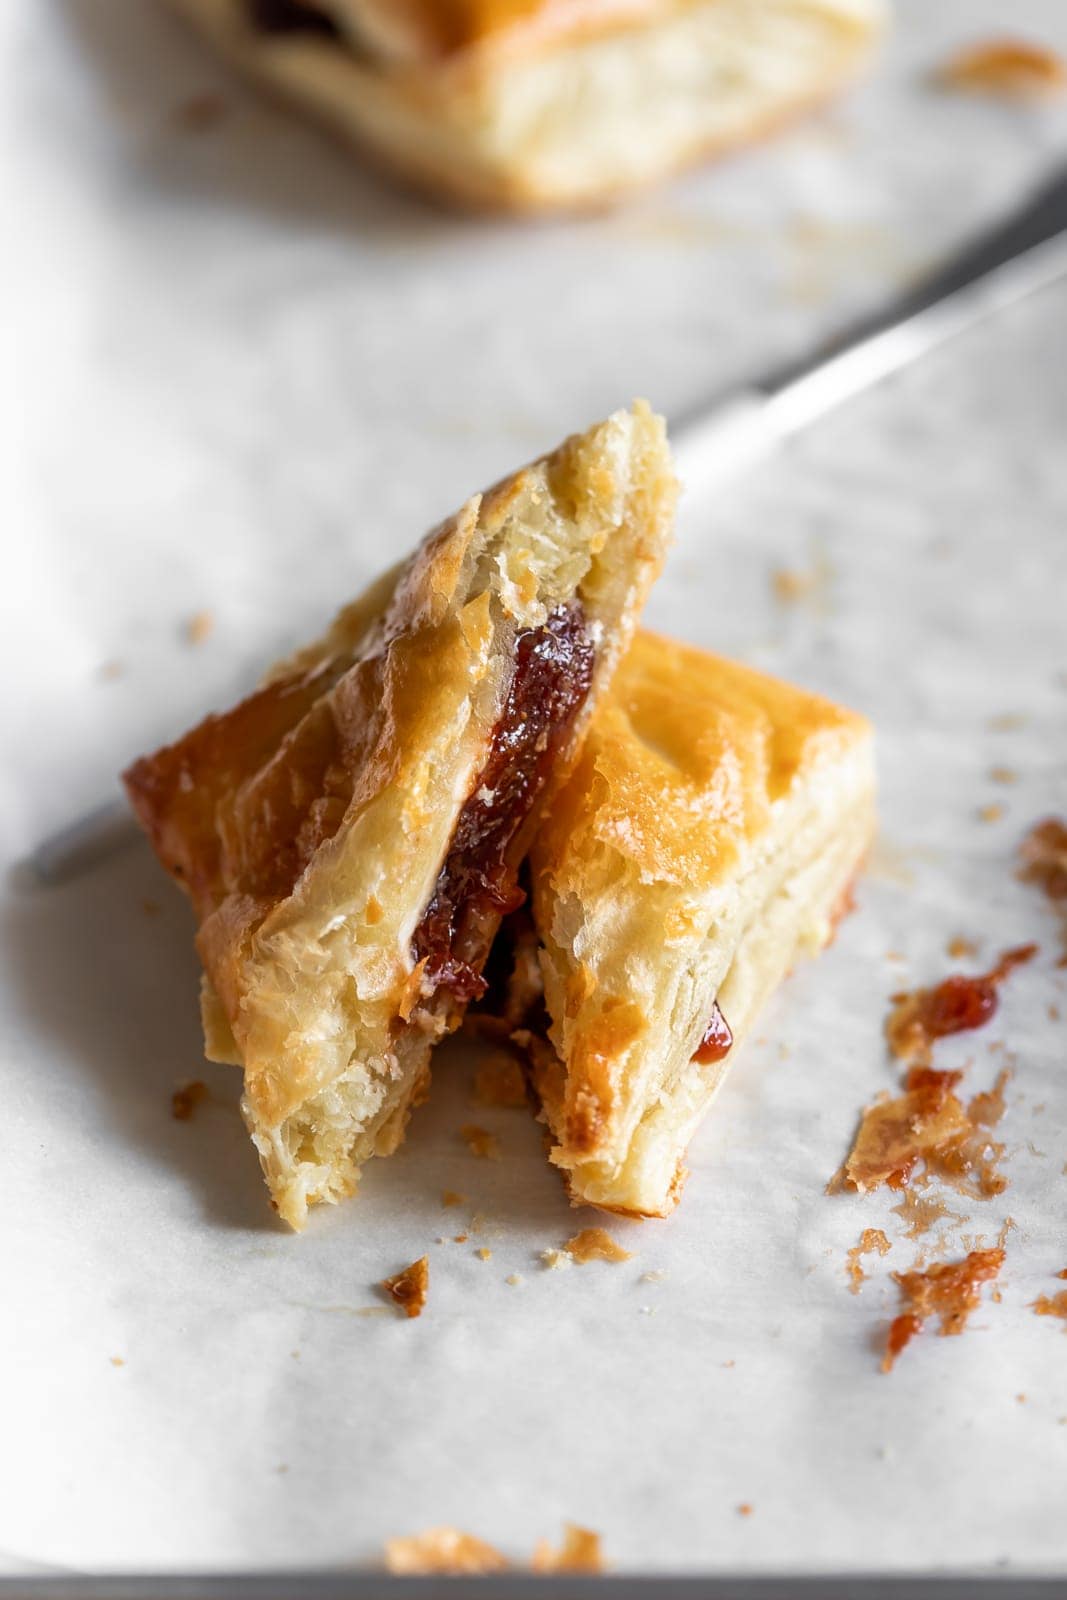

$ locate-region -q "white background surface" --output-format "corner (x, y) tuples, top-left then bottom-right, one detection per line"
(3, 0), (1067, 1578)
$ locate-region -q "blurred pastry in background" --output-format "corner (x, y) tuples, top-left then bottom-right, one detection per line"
(168, 0), (888, 211)
(935, 37), (1066, 101)
(517, 630), (875, 1216)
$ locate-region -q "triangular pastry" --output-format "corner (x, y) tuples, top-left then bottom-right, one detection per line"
(520, 630), (875, 1217)
(125, 403), (676, 1225)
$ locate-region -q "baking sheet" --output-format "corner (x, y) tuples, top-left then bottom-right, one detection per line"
(4, 0), (1067, 1578)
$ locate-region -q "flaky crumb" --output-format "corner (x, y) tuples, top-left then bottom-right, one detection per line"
(772, 567), (816, 604)
(506, 1273), (524, 1286)
(460, 1124), (501, 1161)
(184, 610), (214, 646)
(531, 1524), (604, 1574)
(947, 936), (979, 960)
(476, 1248), (492, 1262)
(641, 1269), (667, 1283)
(441, 1190), (465, 1208)
(564, 1227), (632, 1264)
(381, 1256), (429, 1319)
(110, 1356), (125, 1367)
(171, 1080), (209, 1121)
(1032, 1290), (1067, 1328)
(988, 713), (1026, 731)
(883, 1248), (1004, 1371)
(540, 1248), (572, 1271)
(978, 803), (1005, 823)
(385, 1529), (507, 1575)
(737, 1504), (754, 1518)
(472, 1053), (528, 1109)
(846, 1228), (892, 1293)
(936, 37), (1067, 98)
(989, 765), (1018, 785)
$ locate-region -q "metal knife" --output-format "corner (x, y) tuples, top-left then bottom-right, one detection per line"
(25, 164), (1067, 886)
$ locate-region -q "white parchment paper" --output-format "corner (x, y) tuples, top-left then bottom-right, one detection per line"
(3, 0), (1067, 1576)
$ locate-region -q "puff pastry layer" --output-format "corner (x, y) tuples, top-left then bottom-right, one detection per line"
(169, 0), (886, 211)
(523, 630), (875, 1216)
(125, 403), (675, 1225)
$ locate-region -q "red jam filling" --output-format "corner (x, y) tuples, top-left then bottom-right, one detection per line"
(693, 1003), (733, 1064)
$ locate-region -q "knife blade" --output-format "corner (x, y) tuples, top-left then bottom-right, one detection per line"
(24, 165), (1067, 886)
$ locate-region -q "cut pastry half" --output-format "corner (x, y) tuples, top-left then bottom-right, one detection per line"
(169, 0), (887, 212)
(124, 403), (676, 1226)
(520, 630), (875, 1217)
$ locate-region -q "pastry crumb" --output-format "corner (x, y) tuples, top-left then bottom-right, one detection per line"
(563, 1227), (632, 1264)
(883, 1248), (1004, 1371)
(988, 712), (1026, 731)
(946, 936), (979, 959)
(184, 610), (215, 646)
(476, 1248), (492, 1262)
(846, 1228), (892, 1293)
(453, 1234), (469, 1244)
(885, 945), (1035, 1068)
(737, 1503), (754, 1518)
(978, 803), (1004, 823)
(441, 1189), (465, 1208)
(771, 567), (816, 605)
(110, 1356), (125, 1367)
(172, 90), (229, 130)
(989, 765), (1018, 785)
(472, 1053), (528, 1109)
(385, 1528), (507, 1575)
(1019, 817), (1067, 900)
(936, 37), (1067, 98)
(1032, 1289), (1067, 1328)
(506, 1273), (524, 1286)
(531, 1524), (604, 1573)
(641, 1269), (667, 1283)
(381, 1256), (429, 1319)
(171, 1079), (209, 1121)
(460, 1124), (501, 1160)
(540, 1248), (572, 1271)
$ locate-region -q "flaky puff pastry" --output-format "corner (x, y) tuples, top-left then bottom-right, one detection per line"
(170, 0), (886, 212)
(524, 631), (875, 1217)
(125, 404), (675, 1226)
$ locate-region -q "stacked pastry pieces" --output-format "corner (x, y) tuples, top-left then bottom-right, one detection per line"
(126, 404), (874, 1226)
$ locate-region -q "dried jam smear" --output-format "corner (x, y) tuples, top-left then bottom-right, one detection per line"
(883, 1248), (1004, 1371)
(886, 944), (1037, 1066)
(693, 1003), (733, 1064)
(248, 0), (340, 34)
(413, 602), (594, 1006)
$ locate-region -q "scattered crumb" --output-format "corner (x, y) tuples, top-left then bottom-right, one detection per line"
(540, 1248), (572, 1271)
(1032, 1291), (1067, 1327)
(641, 1270), (667, 1283)
(834, 1070), (970, 1193)
(385, 1529), (508, 1576)
(110, 1356), (125, 1368)
(531, 1525), (604, 1574)
(381, 1256), (429, 1320)
(947, 936), (979, 960)
(476, 1248), (492, 1262)
(98, 659), (125, 681)
(453, 1234), (469, 1244)
(459, 1124), (501, 1161)
(886, 950), (906, 962)
(772, 567), (816, 605)
(737, 1504), (754, 1518)
(891, 1187), (966, 1241)
(290, 1350), (300, 1359)
(978, 804), (1005, 823)
(184, 610), (214, 646)
(441, 1190), (465, 1208)
(722, 1359), (735, 1368)
(142, 899), (161, 918)
(172, 90), (229, 130)
(171, 1079), (209, 1121)
(1016, 1393), (1027, 1403)
(472, 1053), (528, 1109)
(989, 766), (1018, 785)
(988, 713), (1026, 731)
(936, 37), (1067, 99)
(563, 1227), (632, 1264)
(506, 1273), (524, 1286)
(1019, 817), (1067, 900)
(846, 1228), (892, 1293)
(882, 1248), (1004, 1371)
(1058, 1269), (1067, 1280)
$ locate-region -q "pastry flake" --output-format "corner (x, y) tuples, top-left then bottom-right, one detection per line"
(382, 1255), (430, 1318)
(384, 1527), (508, 1574)
(168, 0), (885, 211)
(523, 631), (876, 1217)
(882, 1248), (1004, 1371)
(125, 403), (675, 1227)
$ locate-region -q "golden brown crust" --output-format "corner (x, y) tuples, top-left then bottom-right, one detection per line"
(381, 1255), (430, 1317)
(527, 632), (876, 1215)
(125, 404), (675, 1227)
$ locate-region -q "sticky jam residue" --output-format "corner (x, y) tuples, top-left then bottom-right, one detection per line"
(882, 1248), (1005, 1371)
(839, 1066), (1013, 1199)
(381, 1256), (429, 1319)
(886, 945), (1037, 1067)
(563, 1227), (633, 1264)
(692, 1003), (733, 1064)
